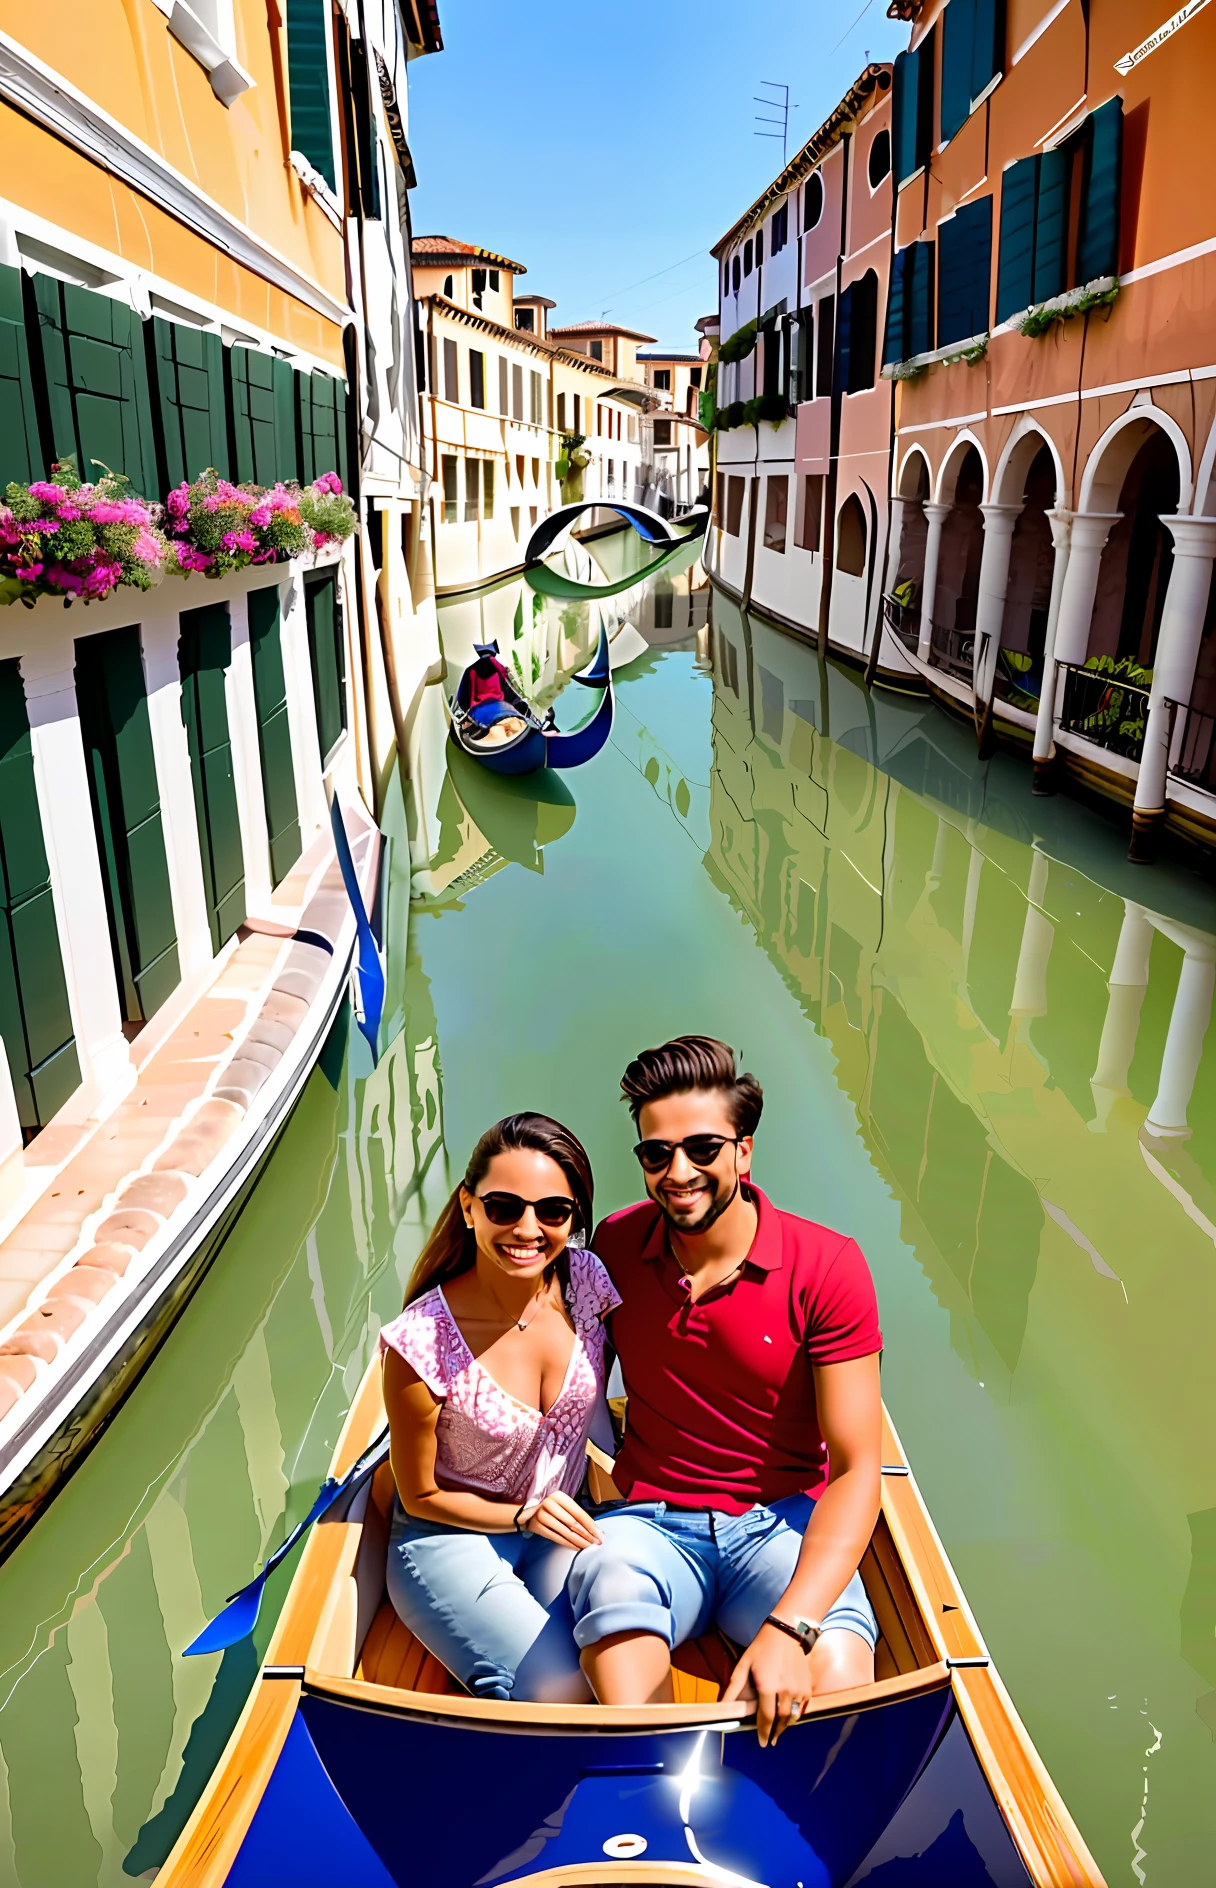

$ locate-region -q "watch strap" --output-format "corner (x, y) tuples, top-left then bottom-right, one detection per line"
(764, 1612), (816, 1652)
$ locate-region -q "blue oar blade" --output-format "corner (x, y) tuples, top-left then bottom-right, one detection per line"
(185, 1572), (270, 1657)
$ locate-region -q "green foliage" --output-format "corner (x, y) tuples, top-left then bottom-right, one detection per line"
(1018, 282), (1120, 339)
(713, 392), (790, 432)
(718, 319), (758, 365)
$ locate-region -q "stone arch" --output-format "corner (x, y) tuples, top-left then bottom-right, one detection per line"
(997, 443), (1059, 698)
(837, 493), (868, 576)
(993, 418), (1066, 508)
(897, 446), (931, 499)
(935, 430), (989, 504)
(1079, 404), (1192, 515)
(1191, 416), (1216, 518)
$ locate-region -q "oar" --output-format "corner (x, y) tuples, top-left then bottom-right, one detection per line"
(184, 1427), (390, 1657)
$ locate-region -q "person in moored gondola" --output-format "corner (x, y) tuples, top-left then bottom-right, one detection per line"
(378, 1114), (618, 1702)
(568, 1035), (883, 1746)
(462, 646), (530, 745)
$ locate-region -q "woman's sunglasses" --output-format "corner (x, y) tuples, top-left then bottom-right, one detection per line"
(474, 1191), (576, 1228)
(633, 1134), (741, 1174)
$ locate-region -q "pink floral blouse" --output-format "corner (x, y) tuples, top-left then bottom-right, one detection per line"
(378, 1248), (621, 1506)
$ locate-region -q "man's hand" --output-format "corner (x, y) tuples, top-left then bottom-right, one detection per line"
(722, 1620), (811, 1747)
(523, 1490), (603, 1550)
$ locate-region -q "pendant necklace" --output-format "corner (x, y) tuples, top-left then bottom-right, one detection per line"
(516, 1283), (549, 1331)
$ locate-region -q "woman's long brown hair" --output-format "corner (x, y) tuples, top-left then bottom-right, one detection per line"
(403, 1113), (594, 1306)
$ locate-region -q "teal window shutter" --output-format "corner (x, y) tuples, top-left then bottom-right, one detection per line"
(914, 27), (936, 172)
(0, 267), (42, 488)
(936, 196), (992, 347)
(941, 0), (976, 143)
(1033, 146), (1068, 302)
(151, 318), (229, 488)
(273, 357), (299, 484)
(179, 605), (246, 953)
(1076, 98), (1122, 284)
(833, 285), (854, 400)
(247, 586), (302, 887)
(305, 570), (346, 763)
(892, 50), (918, 185)
(884, 247), (910, 365)
(970, 0), (1002, 104)
(0, 660), (80, 1131)
(908, 241), (936, 360)
(996, 157), (1038, 323)
(33, 279), (157, 492)
(306, 373), (340, 482)
(230, 347), (282, 486)
(286, 0), (337, 194)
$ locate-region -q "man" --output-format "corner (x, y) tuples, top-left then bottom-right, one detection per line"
(570, 1035), (882, 1746)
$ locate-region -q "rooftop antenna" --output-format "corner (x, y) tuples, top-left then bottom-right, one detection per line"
(754, 80), (790, 167)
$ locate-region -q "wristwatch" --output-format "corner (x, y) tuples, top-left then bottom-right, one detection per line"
(764, 1612), (822, 1654)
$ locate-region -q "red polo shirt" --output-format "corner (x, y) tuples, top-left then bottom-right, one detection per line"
(592, 1184), (881, 1514)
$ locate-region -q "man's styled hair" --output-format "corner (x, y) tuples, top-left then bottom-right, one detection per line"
(620, 1035), (764, 1136)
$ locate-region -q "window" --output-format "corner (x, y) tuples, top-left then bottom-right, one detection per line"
(179, 604), (246, 952)
(512, 362), (523, 420)
(515, 308), (534, 331)
(1076, 98), (1123, 285)
(789, 306), (814, 404)
(744, 239), (754, 276)
(770, 203), (789, 253)
(891, 30), (935, 184)
(499, 355), (509, 414)
(589, 339), (603, 361)
(836, 494), (867, 577)
(883, 240), (936, 364)
(304, 569), (346, 763)
(469, 349), (485, 409)
(764, 476), (788, 552)
(442, 274), (453, 298)
(815, 294), (835, 397)
(247, 587), (301, 888)
(286, 0), (336, 192)
(651, 368), (670, 390)
(482, 460), (494, 521)
(489, 270), (500, 291)
(803, 172), (824, 231)
(690, 365), (702, 388)
(557, 391), (567, 430)
(465, 458), (480, 523)
(725, 476), (746, 536)
(796, 474), (823, 551)
(471, 268), (486, 309)
(941, 0), (1002, 145)
(937, 195), (992, 346)
(443, 336), (458, 403)
(732, 255), (741, 292)
(841, 271), (879, 393)
(607, 458), (615, 485)
(756, 228), (764, 266)
(653, 419), (672, 447)
(530, 370), (542, 424)
(573, 393), (581, 432)
(442, 454), (458, 522)
(868, 130), (891, 189)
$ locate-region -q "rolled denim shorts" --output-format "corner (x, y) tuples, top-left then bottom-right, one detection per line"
(568, 1491), (878, 1653)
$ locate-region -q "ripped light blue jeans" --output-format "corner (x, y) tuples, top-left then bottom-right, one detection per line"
(385, 1501), (589, 1703)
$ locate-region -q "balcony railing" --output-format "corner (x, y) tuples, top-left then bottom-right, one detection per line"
(928, 618), (975, 681)
(1057, 662), (1150, 761)
(882, 593), (920, 651)
(1167, 698), (1216, 795)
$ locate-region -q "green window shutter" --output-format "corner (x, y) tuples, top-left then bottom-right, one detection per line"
(179, 605), (246, 953)
(1077, 98), (1123, 285)
(230, 347), (284, 487)
(908, 241), (936, 360)
(996, 156), (1037, 323)
(274, 358), (299, 484)
(0, 661), (80, 1130)
(75, 626), (179, 1023)
(1033, 146), (1069, 303)
(286, 0), (336, 194)
(150, 317), (229, 488)
(937, 196), (992, 347)
(0, 267), (42, 488)
(941, 0), (976, 143)
(305, 570), (346, 763)
(247, 585), (302, 887)
(914, 27), (936, 173)
(970, 0), (1002, 104)
(884, 247), (909, 365)
(833, 286), (853, 398)
(892, 50), (918, 185)
(303, 372), (341, 483)
(33, 278), (157, 492)
(334, 376), (350, 492)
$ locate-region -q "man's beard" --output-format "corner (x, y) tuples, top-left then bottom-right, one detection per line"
(655, 1172), (740, 1236)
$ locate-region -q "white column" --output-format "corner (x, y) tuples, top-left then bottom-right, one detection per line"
(1010, 848), (1053, 1019)
(142, 611), (213, 979)
(883, 496), (910, 600)
(1090, 901), (1153, 1129)
(916, 501), (952, 663)
(1130, 516), (1216, 859)
(20, 645), (132, 1113)
(973, 503), (1023, 707)
(1032, 508), (1074, 783)
(225, 593), (273, 916)
(1146, 935), (1216, 1136)
(1049, 512), (1122, 668)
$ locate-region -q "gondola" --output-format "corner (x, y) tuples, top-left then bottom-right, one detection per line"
(449, 629), (613, 777)
(160, 1360), (1103, 1887)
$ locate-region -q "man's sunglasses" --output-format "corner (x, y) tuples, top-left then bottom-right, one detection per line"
(633, 1134), (741, 1174)
(474, 1191), (576, 1228)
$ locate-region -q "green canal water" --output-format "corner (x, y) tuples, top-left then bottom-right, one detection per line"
(0, 534), (1213, 1884)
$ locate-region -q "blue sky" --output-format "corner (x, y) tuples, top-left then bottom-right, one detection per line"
(407, 1), (911, 351)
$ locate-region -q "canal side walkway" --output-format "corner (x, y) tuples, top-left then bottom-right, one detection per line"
(0, 801), (378, 1543)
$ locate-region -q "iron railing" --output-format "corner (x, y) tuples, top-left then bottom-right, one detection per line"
(882, 594), (920, 650)
(1167, 698), (1216, 794)
(1057, 663), (1150, 761)
(928, 618), (975, 681)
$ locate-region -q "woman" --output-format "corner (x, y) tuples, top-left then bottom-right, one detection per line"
(379, 1113), (619, 1702)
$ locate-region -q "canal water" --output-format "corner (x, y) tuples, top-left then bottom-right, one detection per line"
(0, 532), (1213, 1884)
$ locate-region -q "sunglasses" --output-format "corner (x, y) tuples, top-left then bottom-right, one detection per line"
(474, 1191), (577, 1228)
(633, 1134), (741, 1174)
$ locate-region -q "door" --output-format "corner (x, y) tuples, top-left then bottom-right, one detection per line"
(0, 661), (80, 1131)
(179, 605), (247, 953)
(75, 627), (180, 1025)
(247, 586), (302, 887)
(305, 570), (347, 764)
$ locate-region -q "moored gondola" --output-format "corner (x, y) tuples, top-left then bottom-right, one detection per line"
(159, 1360), (1103, 1887)
(450, 630), (614, 777)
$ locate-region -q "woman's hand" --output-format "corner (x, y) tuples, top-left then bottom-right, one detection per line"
(522, 1490), (603, 1550)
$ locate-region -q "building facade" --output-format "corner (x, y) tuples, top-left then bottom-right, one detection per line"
(636, 346), (713, 512)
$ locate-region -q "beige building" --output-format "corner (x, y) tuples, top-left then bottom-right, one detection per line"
(637, 345), (713, 511)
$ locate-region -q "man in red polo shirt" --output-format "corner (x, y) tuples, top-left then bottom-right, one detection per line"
(568, 1035), (882, 1746)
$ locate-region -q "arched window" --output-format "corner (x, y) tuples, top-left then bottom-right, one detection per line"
(868, 130), (891, 189)
(803, 172), (824, 231)
(732, 255), (741, 292)
(837, 494), (867, 576)
(443, 274), (453, 298)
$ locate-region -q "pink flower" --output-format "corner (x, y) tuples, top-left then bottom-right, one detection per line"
(133, 530), (163, 565)
(166, 486), (190, 517)
(312, 471), (343, 495)
(28, 481), (66, 506)
(248, 504), (272, 528)
(221, 529), (257, 554)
